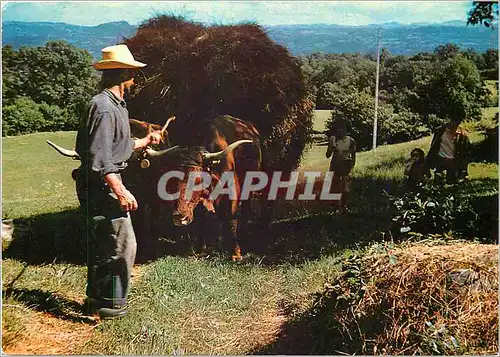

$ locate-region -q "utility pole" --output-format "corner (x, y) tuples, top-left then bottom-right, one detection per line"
(373, 27), (381, 151)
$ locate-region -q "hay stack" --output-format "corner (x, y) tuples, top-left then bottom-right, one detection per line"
(125, 15), (313, 171)
(311, 242), (498, 355)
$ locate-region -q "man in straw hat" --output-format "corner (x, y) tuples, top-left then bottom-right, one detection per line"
(75, 44), (162, 319)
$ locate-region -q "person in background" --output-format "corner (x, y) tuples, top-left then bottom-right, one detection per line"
(326, 119), (356, 213)
(76, 45), (162, 319)
(404, 148), (431, 191)
(426, 118), (471, 185)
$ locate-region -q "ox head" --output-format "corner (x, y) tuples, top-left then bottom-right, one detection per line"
(129, 116), (175, 148)
(146, 140), (252, 226)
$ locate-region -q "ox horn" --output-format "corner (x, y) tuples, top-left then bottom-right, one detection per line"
(161, 116), (176, 134)
(46, 140), (81, 160)
(145, 145), (179, 158)
(203, 140), (253, 161)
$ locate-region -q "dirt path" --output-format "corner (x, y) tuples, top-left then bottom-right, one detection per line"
(3, 311), (96, 355)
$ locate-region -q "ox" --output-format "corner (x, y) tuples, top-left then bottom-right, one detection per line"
(147, 115), (262, 261)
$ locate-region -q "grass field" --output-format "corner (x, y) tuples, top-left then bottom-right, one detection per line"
(312, 109), (331, 132)
(2, 110), (498, 354)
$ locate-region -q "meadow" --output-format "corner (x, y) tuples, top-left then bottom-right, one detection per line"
(2, 109), (498, 354)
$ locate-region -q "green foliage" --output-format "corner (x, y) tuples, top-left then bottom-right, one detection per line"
(434, 43), (460, 61)
(301, 47), (495, 148)
(383, 109), (430, 144)
(2, 41), (99, 136)
(388, 181), (497, 242)
(2, 97), (46, 136)
(2, 97), (72, 136)
(324, 90), (426, 150)
(419, 56), (488, 123)
(467, 1), (498, 28)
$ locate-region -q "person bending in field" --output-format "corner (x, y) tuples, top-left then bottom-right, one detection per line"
(404, 148), (431, 191)
(326, 119), (356, 213)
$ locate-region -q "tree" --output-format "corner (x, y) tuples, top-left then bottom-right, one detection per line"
(467, 1), (498, 28)
(2, 40), (99, 133)
(418, 56), (488, 123)
(435, 43), (460, 61)
(325, 90), (400, 150)
(483, 48), (499, 70)
(2, 97), (72, 136)
(316, 82), (356, 110)
(462, 48), (486, 70)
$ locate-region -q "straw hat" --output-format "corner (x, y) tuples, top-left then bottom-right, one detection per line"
(93, 44), (146, 70)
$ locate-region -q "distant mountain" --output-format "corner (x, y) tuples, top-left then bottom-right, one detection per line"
(266, 23), (498, 55)
(2, 20), (497, 58)
(2, 21), (136, 57)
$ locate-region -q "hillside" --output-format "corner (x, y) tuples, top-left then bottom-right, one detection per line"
(2, 20), (498, 57)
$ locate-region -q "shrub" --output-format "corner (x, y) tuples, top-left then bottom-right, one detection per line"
(2, 97), (74, 136)
(380, 110), (429, 144)
(325, 90), (427, 150)
(2, 97), (46, 136)
(38, 102), (73, 131)
(387, 181), (497, 242)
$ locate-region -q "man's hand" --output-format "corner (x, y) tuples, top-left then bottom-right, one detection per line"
(133, 130), (163, 150)
(104, 173), (139, 212)
(116, 188), (138, 212)
(146, 130), (163, 145)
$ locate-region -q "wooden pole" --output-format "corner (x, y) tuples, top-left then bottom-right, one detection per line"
(373, 28), (382, 150)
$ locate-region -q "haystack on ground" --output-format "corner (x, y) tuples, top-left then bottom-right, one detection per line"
(125, 15), (314, 171)
(309, 242), (498, 355)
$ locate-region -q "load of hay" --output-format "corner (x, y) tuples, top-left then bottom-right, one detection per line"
(308, 242), (498, 355)
(125, 15), (314, 171)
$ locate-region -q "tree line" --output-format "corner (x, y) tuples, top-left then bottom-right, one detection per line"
(298, 44), (498, 150)
(2, 41), (99, 136)
(2, 40), (498, 151)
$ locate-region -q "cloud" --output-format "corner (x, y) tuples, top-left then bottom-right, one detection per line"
(2, 1), (472, 26)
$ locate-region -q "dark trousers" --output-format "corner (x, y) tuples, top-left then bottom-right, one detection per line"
(77, 173), (137, 308)
(434, 156), (459, 184)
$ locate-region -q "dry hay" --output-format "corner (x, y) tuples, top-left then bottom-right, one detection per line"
(124, 15), (314, 171)
(313, 242), (498, 355)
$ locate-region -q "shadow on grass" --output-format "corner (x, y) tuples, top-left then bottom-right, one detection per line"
(3, 287), (96, 324)
(0, 175), (413, 266)
(470, 126), (498, 163)
(250, 294), (391, 355)
(3, 209), (87, 265)
(243, 176), (404, 265)
(2, 207), (178, 265)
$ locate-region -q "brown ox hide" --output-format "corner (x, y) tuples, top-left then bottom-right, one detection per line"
(123, 118), (174, 259)
(129, 118), (171, 148)
(153, 115), (262, 261)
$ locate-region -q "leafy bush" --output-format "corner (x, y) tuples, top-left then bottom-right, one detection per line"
(418, 56), (488, 122)
(381, 110), (430, 144)
(426, 114), (449, 132)
(387, 181), (497, 242)
(38, 102), (74, 131)
(480, 68), (499, 81)
(2, 97), (73, 136)
(2, 41), (98, 135)
(3, 98), (45, 136)
(325, 90), (427, 150)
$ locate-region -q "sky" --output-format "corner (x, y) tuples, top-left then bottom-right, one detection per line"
(1, 1), (473, 27)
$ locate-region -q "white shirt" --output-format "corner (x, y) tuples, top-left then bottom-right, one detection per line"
(438, 129), (455, 159)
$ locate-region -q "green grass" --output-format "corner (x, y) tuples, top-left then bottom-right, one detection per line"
(2, 131), (80, 219)
(485, 79), (498, 99)
(312, 110), (331, 132)
(82, 256), (342, 354)
(2, 110), (498, 354)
